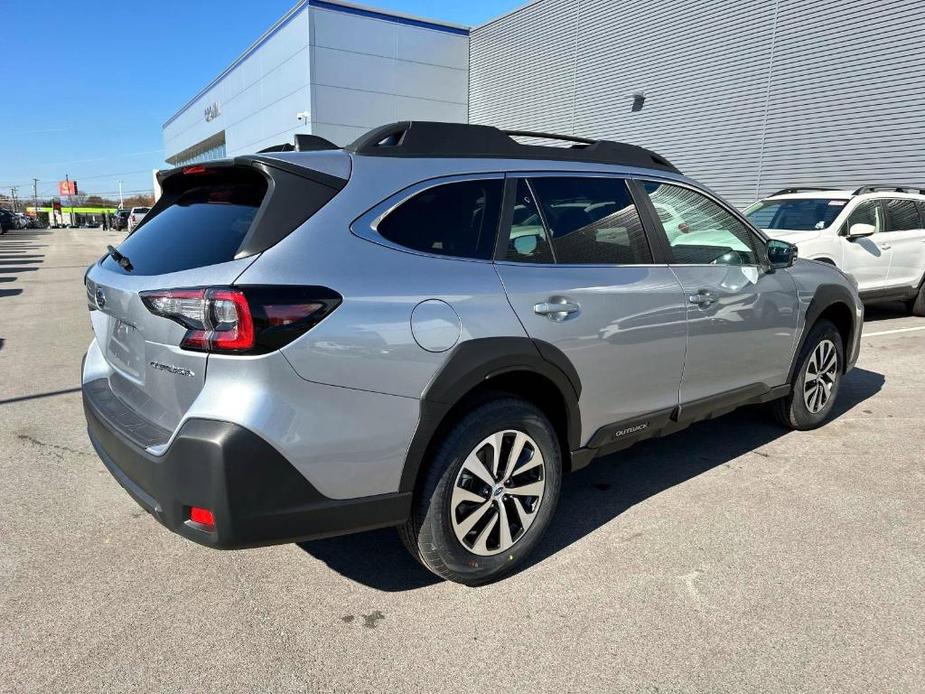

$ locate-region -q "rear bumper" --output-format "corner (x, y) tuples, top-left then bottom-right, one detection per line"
(83, 385), (411, 549)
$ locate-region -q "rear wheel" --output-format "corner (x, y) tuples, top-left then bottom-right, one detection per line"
(774, 319), (843, 430)
(399, 397), (562, 586)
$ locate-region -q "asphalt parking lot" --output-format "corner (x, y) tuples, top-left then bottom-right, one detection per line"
(1, 228), (922, 693)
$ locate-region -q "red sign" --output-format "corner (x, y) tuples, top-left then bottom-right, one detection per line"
(58, 180), (78, 196)
(53, 201), (62, 212)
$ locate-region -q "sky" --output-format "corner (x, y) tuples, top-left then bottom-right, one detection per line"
(0, 0), (522, 204)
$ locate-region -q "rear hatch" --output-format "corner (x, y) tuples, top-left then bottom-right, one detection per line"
(84, 155), (347, 446)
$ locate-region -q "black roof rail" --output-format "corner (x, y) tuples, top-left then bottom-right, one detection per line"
(853, 184), (925, 196)
(345, 121), (680, 173)
(257, 134), (338, 154)
(770, 186), (841, 196)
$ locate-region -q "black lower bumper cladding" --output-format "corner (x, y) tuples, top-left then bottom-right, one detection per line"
(83, 387), (410, 549)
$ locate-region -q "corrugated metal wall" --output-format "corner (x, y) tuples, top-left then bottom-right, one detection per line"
(470, 0), (925, 208)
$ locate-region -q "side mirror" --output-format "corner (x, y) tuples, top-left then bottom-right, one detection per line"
(766, 239), (797, 269)
(848, 223), (876, 239)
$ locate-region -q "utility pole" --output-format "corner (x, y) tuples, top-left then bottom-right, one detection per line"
(32, 179), (39, 220)
(118, 180), (124, 209)
(10, 186), (18, 213)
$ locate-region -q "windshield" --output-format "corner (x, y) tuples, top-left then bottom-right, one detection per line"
(745, 198), (848, 231)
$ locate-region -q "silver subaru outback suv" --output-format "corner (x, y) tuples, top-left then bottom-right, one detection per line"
(82, 122), (863, 585)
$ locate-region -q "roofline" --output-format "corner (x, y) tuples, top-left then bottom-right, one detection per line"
(162, 0), (469, 129)
(768, 190), (853, 198)
(473, 0), (547, 31)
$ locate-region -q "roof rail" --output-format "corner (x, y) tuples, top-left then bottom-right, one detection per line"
(257, 134), (338, 154)
(345, 121), (680, 173)
(770, 186), (840, 196)
(853, 184), (925, 196)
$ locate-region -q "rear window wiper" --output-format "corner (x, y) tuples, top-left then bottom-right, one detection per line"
(106, 245), (133, 272)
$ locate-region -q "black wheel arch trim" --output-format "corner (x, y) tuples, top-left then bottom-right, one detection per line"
(399, 337), (582, 494)
(790, 283), (860, 382)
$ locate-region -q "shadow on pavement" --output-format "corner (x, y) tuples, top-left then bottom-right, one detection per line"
(298, 367), (884, 591)
(0, 231), (48, 307)
(863, 302), (916, 322)
(0, 386), (82, 406)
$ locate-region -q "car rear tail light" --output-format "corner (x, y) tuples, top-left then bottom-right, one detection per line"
(140, 286), (340, 354)
(189, 506), (215, 530)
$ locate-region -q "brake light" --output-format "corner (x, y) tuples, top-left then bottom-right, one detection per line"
(140, 286), (340, 354)
(182, 165), (207, 175)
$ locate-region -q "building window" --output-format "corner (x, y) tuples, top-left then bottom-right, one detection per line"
(174, 142), (227, 168)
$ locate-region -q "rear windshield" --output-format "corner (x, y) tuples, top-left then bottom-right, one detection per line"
(132, 207), (151, 214)
(103, 170), (267, 275)
(745, 198), (848, 231)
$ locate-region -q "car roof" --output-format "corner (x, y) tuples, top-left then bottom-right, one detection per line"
(766, 190), (925, 202)
(765, 190), (853, 200)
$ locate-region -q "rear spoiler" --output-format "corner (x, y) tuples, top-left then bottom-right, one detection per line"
(156, 155), (346, 190)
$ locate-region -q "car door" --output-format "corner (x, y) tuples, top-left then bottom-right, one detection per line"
(883, 198), (925, 288)
(841, 199), (892, 291)
(638, 180), (799, 406)
(494, 175), (688, 445)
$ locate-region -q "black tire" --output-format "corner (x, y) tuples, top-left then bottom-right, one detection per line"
(906, 282), (925, 317)
(399, 397), (562, 586)
(774, 319), (844, 430)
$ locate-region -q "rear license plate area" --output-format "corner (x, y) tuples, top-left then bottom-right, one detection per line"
(106, 319), (145, 380)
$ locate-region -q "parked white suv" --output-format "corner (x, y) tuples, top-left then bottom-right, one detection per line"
(745, 186), (925, 314)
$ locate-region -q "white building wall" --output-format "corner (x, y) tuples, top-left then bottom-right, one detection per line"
(163, 0), (469, 163)
(307, 3), (469, 145)
(163, 6), (312, 162)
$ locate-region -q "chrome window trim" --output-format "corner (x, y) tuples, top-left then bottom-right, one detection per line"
(350, 173), (506, 263)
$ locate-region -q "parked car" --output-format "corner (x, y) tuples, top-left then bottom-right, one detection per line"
(745, 186), (925, 315)
(82, 122), (863, 585)
(112, 209), (131, 231)
(0, 207), (13, 234)
(127, 206), (150, 232)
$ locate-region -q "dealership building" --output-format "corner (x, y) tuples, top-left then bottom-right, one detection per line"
(164, 0), (925, 207)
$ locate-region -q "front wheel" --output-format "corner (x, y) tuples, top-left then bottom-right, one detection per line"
(399, 397), (562, 586)
(774, 319), (843, 430)
(906, 281), (925, 317)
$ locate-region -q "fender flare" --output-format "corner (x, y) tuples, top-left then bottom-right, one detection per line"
(810, 256), (837, 266)
(788, 283), (859, 383)
(398, 337), (582, 493)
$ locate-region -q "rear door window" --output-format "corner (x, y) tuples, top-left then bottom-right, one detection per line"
(884, 199), (921, 232)
(527, 176), (652, 265)
(376, 179), (503, 260)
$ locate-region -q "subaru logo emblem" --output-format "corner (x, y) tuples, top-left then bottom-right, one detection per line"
(95, 287), (106, 308)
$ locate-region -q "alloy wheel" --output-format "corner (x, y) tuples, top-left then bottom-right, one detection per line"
(450, 430), (546, 556)
(803, 338), (839, 414)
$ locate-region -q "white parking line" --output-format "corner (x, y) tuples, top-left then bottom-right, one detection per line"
(863, 325), (925, 337)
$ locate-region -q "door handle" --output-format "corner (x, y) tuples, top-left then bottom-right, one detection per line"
(688, 290), (717, 307)
(877, 243), (892, 250)
(533, 298), (580, 321)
